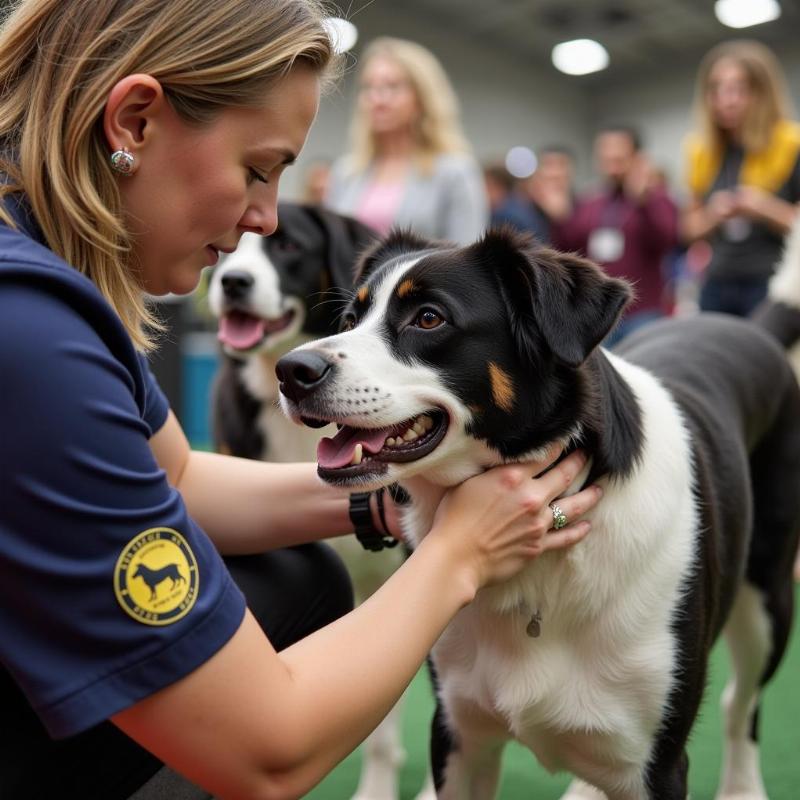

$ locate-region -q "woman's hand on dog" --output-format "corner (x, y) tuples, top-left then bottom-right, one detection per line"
(431, 448), (600, 592)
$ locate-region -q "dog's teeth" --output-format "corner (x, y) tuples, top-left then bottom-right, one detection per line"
(412, 422), (425, 435)
(422, 416), (433, 430)
(403, 429), (418, 442)
(386, 437), (396, 446)
(351, 443), (363, 465)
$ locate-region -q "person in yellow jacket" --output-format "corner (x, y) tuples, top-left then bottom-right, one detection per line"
(682, 39), (800, 316)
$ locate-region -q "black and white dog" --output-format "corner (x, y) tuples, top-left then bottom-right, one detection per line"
(208, 202), (376, 461)
(275, 227), (800, 799)
(207, 204), (424, 800)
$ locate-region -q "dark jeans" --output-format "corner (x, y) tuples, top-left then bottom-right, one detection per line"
(1, 544), (354, 800)
(699, 276), (769, 317)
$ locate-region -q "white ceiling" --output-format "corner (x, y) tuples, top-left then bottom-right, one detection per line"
(389, 0), (800, 85)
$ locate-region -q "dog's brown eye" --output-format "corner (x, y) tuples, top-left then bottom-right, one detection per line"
(416, 309), (443, 330)
(341, 315), (356, 332)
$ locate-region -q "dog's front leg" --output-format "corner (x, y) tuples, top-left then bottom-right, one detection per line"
(431, 698), (509, 800)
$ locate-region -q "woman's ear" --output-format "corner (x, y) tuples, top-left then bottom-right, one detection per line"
(103, 74), (166, 162)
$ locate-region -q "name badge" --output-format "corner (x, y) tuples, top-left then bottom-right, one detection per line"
(588, 227), (625, 262)
(722, 216), (752, 242)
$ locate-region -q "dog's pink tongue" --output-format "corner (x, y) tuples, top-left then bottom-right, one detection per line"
(218, 312), (265, 350)
(317, 426), (392, 469)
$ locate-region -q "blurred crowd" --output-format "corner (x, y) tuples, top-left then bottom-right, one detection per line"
(302, 36), (800, 348)
(291, 35), (800, 582)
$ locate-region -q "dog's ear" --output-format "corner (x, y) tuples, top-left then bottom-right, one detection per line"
(303, 205), (379, 290)
(354, 228), (437, 284)
(475, 227), (632, 367)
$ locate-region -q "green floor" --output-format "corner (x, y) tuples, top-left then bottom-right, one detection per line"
(307, 587), (800, 799)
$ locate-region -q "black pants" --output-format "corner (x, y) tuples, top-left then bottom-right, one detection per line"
(0, 544), (354, 800)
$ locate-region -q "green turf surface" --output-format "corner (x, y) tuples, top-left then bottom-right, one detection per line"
(306, 586), (800, 798)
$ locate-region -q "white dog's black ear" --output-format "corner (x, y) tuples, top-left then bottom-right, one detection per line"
(476, 227), (632, 367)
(303, 205), (379, 290)
(354, 228), (437, 284)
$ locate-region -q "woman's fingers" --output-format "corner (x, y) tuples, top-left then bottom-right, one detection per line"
(540, 519), (592, 553)
(540, 484), (602, 551)
(546, 483), (602, 529)
(532, 449), (590, 502)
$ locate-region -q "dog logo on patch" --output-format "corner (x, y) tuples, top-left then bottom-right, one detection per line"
(114, 528), (199, 625)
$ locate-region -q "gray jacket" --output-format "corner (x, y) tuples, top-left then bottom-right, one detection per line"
(326, 153), (488, 245)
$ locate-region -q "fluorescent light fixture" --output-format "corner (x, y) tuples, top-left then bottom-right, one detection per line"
(505, 146), (538, 179)
(323, 17), (358, 54)
(714, 0), (781, 28)
(551, 39), (609, 76)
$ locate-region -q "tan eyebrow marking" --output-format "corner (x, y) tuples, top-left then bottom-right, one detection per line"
(488, 362), (515, 413)
(397, 278), (415, 298)
(357, 285), (369, 303)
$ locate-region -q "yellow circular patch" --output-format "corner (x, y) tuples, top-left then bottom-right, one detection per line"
(114, 528), (199, 626)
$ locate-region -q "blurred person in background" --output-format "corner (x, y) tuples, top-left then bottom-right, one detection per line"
(551, 125), (678, 347)
(682, 39), (800, 317)
(522, 144), (577, 246)
(326, 36), (487, 244)
(299, 157), (332, 204)
(484, 161), (550, 240)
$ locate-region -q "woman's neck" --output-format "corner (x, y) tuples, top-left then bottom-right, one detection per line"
(374, 128), (416, 161)
(720, 126), (743, 148)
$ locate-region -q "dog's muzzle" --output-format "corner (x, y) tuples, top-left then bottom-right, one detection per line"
(276, 350), (333, 402)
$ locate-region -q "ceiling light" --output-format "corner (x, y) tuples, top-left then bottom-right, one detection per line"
(714, 0), (781, 28)
(505, 146), (538, 179)
(551, 39), (610, 76)
(323, 17), (359, 54)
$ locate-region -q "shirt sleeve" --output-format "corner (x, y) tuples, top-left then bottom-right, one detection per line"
(438, 157), (490, 245)
(0, 282), (246, 738)
(137, 352), (170, 435)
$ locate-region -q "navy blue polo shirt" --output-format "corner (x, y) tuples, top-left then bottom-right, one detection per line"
(0, 197), (246, 740)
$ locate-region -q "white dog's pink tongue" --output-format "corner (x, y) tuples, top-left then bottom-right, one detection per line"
(218, 312), (265, 350)
(318, 426), (392, 469)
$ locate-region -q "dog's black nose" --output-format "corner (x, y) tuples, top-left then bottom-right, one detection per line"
(220, 270), (254, 300)
(275, 351), (333, 402)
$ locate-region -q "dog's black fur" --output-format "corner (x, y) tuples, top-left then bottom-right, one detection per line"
(210, 202), (376, 460)
(277, 227), (800, 798)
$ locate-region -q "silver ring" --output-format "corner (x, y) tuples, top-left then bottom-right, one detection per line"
(550, 503), (567, 530)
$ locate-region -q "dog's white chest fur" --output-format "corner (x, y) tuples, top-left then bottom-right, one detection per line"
(407, 355), (699, 786)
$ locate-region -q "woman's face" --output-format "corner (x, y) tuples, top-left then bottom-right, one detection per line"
(118, 64), (320, 296)
(358, 56), (420, 136)
(706, 57), (752, 133)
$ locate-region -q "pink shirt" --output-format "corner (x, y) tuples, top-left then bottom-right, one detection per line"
(355, 180), (406, 235)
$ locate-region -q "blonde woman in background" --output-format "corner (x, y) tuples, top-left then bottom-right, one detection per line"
(326, 36), (488, 244)
(682, 39), (800, 317)
(0, 2), (598, 798)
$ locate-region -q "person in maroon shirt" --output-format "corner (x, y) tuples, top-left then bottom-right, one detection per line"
(545, 125), (679, 347)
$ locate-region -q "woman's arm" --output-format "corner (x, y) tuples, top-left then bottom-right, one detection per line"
(150, 411), (355, 552)
(113, 451), (597, 800)
(733, 186), (799, 235)
(440, 157), (490, 244)
(680, 192), (734, 243)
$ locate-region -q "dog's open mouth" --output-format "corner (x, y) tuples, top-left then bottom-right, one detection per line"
(313, 409), (449, 480)
(218, 309), (295, 351)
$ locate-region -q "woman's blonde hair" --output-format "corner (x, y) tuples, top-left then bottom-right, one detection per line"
(347, 37), (471, 175)
(693, 39), (794, 153)
(0, 0), (337, 350)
